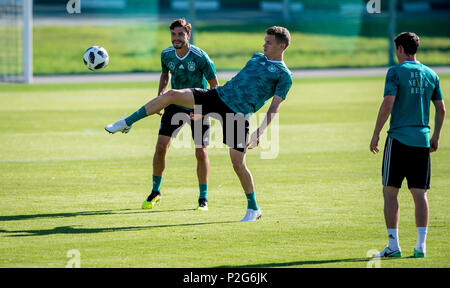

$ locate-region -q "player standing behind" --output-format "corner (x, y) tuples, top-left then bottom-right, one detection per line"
(106, 26), (292, 222)
(143, 19), (219, 211)
(370, 32), (446, 258)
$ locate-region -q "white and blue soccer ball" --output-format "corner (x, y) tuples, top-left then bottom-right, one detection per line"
(83, 46), (109, 71)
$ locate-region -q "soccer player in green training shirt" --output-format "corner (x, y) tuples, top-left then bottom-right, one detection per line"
(370, 32), (446, 258)
(106, 26), (293, 222)
(116, 19), (219, 211)
(148, 19), (219, 211)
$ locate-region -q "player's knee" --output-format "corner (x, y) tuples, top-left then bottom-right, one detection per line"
(383, 186), (399, 200)
(166, 89), (174, 97)
(231, 160), (246, 174)
(410, 188), (427, 200)
(158, 90), (174, 105)
(155, 142), (170, 155)
(195, 148), (208, 161)
(165, 89), (179, 102)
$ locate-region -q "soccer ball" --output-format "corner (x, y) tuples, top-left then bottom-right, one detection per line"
(83, 46), (109, 71)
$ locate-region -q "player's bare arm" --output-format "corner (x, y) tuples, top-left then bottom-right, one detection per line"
(430, 99), (446, 152)
(158, 72), (171, 96)
(207, 78), (219, 89)
(248, 95), (284, 149)
(155, 72), (171, 115)
(370, 95), (395, 154)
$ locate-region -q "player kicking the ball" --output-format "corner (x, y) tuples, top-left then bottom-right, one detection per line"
(106, 26), (292, 222)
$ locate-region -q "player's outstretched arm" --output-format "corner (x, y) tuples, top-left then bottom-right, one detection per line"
(370, 95), (395, 154)
(430, 99), (446, 152)
(248, 95), (284, 149)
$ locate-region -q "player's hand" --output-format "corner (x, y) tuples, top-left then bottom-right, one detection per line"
(190, 112), (203, 121)
(156, 111), (162, 116)
(247, 131), (260, 149)
(430, 136), (439, 152)
(370, 134), (379, 154)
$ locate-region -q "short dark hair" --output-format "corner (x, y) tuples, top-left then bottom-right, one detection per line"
(170, 18), (192, 34)
(266, 26), (291, 49)
(394, 32), (420, 55)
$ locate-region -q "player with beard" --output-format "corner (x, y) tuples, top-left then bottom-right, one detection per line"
(106, 26), (292, 222)
(124, 19), (218, 211)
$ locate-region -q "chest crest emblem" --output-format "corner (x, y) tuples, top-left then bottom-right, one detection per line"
(187, 61), (196, 72)
(268, 64), (277, 73)
(168, 62), (175, 71)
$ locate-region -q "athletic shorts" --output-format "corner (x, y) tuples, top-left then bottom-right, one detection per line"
(159, 104), (210, 147)
(382, 136), (431, 189)
(191, 88), (249, 153)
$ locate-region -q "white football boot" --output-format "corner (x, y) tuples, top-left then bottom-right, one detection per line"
(374, 246), (402, 258)
(105, 119), (132, 134)
(240, 209), (262, 222)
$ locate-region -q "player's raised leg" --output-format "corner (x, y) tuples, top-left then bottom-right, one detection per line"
(144, 89), (195, 116)
(142, 135), (171, 209)
(105, 89), (195, 133)
(229, 148), (261, 222)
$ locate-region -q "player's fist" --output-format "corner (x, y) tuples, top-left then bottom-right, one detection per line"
(247, 131), (260, 149)
(370, 134), (379, 154)
(430, 136), (439, 152)
(190, 112), (203, 121)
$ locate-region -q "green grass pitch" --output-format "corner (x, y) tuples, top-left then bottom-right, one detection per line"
(33, 21), (450, 74)
(0, 75), (448, 267)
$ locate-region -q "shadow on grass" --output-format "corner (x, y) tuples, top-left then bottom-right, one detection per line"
(0, 208), (195, 222)
(214, 256), (413, 268)
(0, 221), (238, 237)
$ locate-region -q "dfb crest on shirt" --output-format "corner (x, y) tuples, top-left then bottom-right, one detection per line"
(187, 61), (196, 72)
(168, 62), (176, 71)
(268, 65), (277, 73)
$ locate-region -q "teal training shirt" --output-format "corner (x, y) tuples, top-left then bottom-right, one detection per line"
(384, 61), (443, 147)
(217, 53), (292, 116)
(161, 45), (217, 110)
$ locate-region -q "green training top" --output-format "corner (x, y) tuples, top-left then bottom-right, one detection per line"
(161, 44), (217, 110)
(384, 61), (443, 147)
(217, 53), (292, 116)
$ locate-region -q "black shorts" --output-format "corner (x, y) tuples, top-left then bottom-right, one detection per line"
(382, 137), (431, 189)
(191, 88), (249, 153)
(159, 104), (210, 147)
